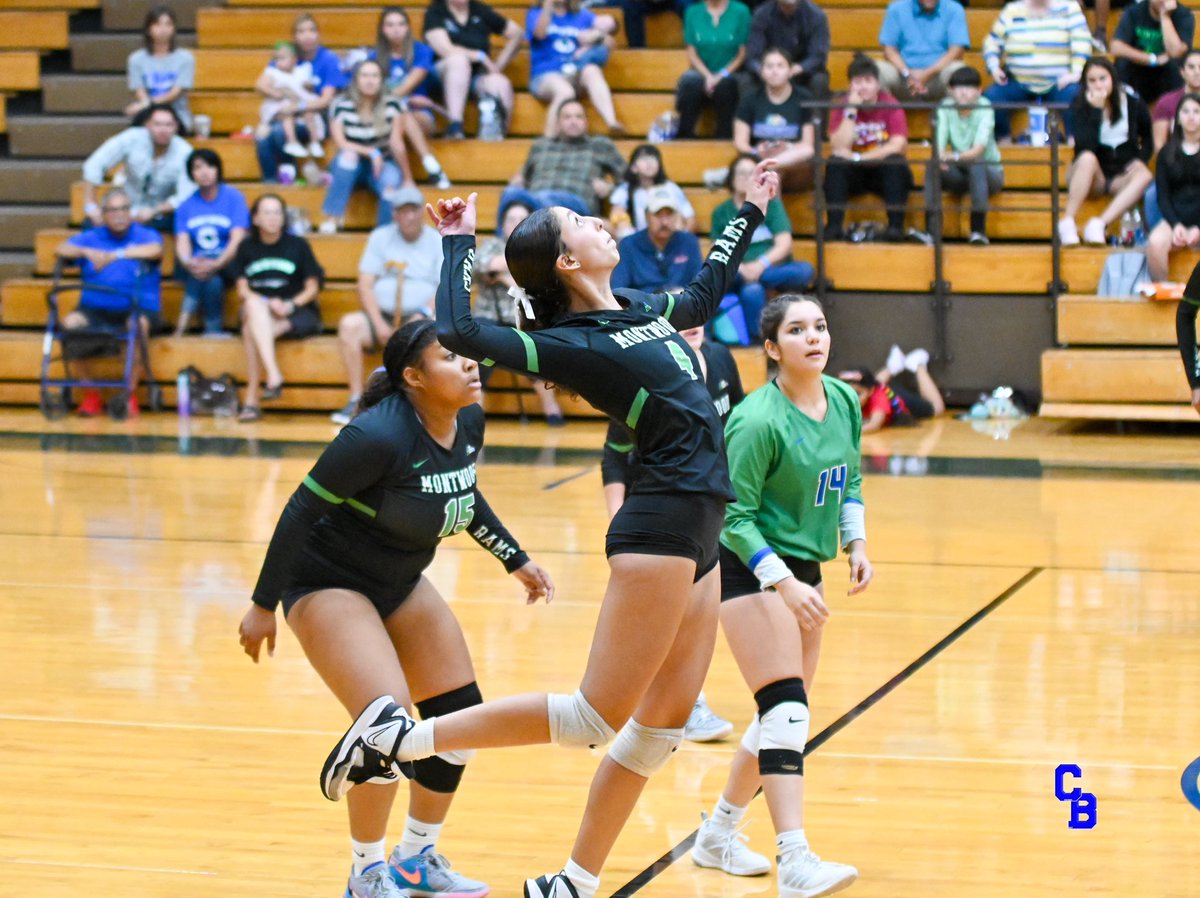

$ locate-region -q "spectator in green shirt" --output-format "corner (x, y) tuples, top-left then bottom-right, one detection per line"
(911, 66), (1004, 246)
(710, 153), (813, 341)
(675, 0), (752, 139)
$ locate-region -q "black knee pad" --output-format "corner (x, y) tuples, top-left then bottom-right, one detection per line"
(754, 677), (809, 777)
(412, 682), (483, 793)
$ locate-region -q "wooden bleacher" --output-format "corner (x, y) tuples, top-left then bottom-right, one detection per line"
(2, 0), (1185, 420)
(1040, 294), (1195, 421)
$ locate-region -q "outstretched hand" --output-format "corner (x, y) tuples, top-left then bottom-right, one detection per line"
(743, 159), (780, 215)
(427, 193), (478, 237)
(513, 560), (555, 605)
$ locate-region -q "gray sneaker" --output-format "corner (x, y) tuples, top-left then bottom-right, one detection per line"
(331, 399), (358, 426)
(389, 846), (489, 897)
(684, 693), (733, 742)
(348, 862), (410, 898)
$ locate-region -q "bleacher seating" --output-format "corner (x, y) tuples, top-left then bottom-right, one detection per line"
(0, 0), (1194, 421)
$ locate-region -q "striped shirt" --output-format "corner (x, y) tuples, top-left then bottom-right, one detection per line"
(983, 0), (1092, 95)
(330, 96), (404, 149)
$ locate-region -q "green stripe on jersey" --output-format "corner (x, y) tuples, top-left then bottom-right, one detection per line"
(625, 388), (649, 430)
(663, 294), (676, 320)
(514, 329), (539, 374)
(303, 475), (377, 517)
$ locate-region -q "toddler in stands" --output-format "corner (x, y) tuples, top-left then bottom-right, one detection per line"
(257, 41), (326, 159)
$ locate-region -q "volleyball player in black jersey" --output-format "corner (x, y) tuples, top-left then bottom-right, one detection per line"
(237, 320), (554, 898)
(1179, 263), (1200, 414)
(317, 161), (779, 898)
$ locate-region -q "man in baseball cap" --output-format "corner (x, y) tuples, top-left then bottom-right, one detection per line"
(612, 184), (703, 293)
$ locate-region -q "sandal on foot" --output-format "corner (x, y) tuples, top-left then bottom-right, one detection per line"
(261, 383), (284, 401)
(238, 405), (262, 422)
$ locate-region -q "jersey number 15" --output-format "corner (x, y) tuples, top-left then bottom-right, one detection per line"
(438, 494), (476, 538)
(814, 464), (847, 507)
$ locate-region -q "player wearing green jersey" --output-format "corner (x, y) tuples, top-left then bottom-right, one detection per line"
(692, 295), (873, 898)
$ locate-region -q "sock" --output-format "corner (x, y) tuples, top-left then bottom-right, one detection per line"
(401, 718), (437, 760)
(712, 795), (747, 830)
(776, 829), (808, 863)
(421, 154), (441, 175)
(562, 858), (599, 898)
(398, 816), (442, 859)
(970, 211), (986, 234)
(351, 837), (387, 877)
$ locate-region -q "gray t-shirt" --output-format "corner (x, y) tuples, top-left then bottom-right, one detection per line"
(358, 222), (443, 316)
(127, 48), (195, 128)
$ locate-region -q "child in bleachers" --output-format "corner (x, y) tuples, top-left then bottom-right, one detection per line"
(256, 42), (326, 159)
(609, 144), (696, 238)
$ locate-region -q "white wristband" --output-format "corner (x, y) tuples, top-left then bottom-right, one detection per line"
(839, 499), (866, 550)
(751, 548), (792, 592)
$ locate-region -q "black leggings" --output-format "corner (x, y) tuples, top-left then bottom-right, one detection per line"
(824, 154), (913, 230)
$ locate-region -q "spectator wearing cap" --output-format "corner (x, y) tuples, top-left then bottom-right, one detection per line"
(331, 185), (444, 425)
(876, 0), (970, 102)
(712, 153), (815, 340)
(611, 185), (704, 293)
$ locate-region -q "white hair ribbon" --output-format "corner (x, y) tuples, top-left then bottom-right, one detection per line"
(508, 284), (535, 320)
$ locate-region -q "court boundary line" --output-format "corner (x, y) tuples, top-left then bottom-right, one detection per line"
(609, 566), (1044, 898)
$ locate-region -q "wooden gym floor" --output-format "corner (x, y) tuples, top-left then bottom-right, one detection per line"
(0, 409), (1198, 897)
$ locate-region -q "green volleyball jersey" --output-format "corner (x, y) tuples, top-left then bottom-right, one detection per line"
(721, 375), (863, 566)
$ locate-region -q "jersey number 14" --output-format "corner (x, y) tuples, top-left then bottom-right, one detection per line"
(438, 494), (476, 538)
(814, 464), (847, 507)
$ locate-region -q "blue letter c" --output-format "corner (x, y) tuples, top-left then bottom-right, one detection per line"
(1055, 763), (1082, 801)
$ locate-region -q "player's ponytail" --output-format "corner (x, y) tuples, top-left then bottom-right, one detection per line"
(505, 208), (571, 332)
(357, 319), (439, 415)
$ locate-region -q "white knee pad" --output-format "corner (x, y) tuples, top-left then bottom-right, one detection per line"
(608, 719), (684, 777)
(547, 690), (617, 749)
(436, 748), (476, 766)
(739, 716), (761, 755)
(759, 700), (810, 775)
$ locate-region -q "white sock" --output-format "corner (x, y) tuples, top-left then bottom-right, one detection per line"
(398, 816), (442, 859)
(776, 829), (808, 863)
(562, 858), (599, 898)
(401, 718), (437, 760)
(711, 795), (747, 830)
(421, 154), (441, 175)
(351, 837), (387, 877)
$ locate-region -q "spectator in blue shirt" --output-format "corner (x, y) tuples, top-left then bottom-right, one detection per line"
(255, 14), (349, 182)
(877, 0), (970, 102)
(173, 149), (250, 336)
(54, 189), (164, 417)
(611, 185), (703, 292)
(527, 0), (623, 136)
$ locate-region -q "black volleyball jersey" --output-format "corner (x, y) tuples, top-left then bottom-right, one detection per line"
(252, 396), (529, 610)
(601, 340), (746, 487)
(436, 203), (765, 499)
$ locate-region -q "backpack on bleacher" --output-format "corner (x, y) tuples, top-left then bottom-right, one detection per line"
(1096, 251), (1149, 297)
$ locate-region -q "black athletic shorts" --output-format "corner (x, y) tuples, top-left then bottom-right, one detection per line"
(281, 304), (323, 340)
(719, 544), (822, 602)
(280, 550), (421, 619)
(78, 307), (164, 333)
(606, 492), (727, 582)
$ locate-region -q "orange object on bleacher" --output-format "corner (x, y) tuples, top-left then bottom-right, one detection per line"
(1137, 282), (1186, 301)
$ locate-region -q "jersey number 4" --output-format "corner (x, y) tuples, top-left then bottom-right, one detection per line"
(437, 494), (476, 538)
(814, 464), (847, 507)
(667, 342), (698, 381)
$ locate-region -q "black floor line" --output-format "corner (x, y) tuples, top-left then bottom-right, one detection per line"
(608, 566), (1044, 898)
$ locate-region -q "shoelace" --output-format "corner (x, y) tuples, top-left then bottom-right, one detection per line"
(716, 821), (756, 867)
(354, 866), (401, 898)
(778, 848), (824, 884)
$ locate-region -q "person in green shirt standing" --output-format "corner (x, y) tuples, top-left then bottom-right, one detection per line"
(691, 294), (872, 898)
(913, 66), (1005, 246)
(710, 153), (814, 341)
(676, 0), (752, 139)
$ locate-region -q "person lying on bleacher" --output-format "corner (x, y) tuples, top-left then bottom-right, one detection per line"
(423, 0), (524, 140)
(82, 104), (194, 233)
(55, 189), (164, 418)
(1110, 0), (1195, 107)
(173, 149), (250, 337)
(876, 0), (970, 103)
(125, 5), (195, 133)
(498, 99), (627, 220)
(742, 0), (830, 102)
(332, 187), (444, 425)
(823, 55), (914, 243)
(611, 185), (703, 293)
(256, 13), (349, 183)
